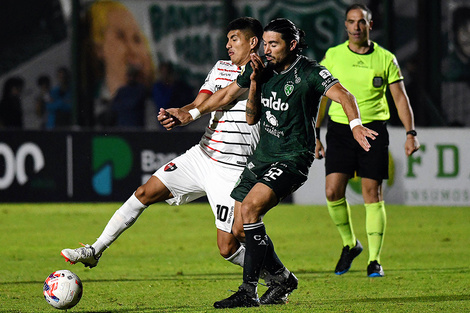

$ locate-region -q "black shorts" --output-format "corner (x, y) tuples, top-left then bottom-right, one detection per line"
(325, 120), (389, 181)
(231, 159), (309, 203)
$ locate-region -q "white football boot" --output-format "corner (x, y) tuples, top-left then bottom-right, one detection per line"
(61, 243), (101, 268)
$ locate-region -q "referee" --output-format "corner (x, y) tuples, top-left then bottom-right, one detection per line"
(316, 3), (420, 277)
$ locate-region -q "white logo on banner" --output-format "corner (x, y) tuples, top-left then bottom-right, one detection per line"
(0, 143), (45, 189)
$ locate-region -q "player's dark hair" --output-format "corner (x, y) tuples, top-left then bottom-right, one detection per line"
(263, 18), (308, 52)
(345, 3), (372, 21)
(227, 17), (263, 48)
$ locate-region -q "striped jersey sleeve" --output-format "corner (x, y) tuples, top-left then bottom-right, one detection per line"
(198, 60), (260, 168)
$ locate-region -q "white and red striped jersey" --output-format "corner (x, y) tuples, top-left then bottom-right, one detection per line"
(198, 60), (260, 168)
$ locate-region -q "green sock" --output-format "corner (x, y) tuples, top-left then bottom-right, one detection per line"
(365, 201), (386, 263)
(327, 197), (356, 248)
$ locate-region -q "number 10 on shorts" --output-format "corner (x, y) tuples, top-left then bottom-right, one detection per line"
(217, 205), (230, 222)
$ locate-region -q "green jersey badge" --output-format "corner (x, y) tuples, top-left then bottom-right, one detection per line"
(284, 82), (294, 96)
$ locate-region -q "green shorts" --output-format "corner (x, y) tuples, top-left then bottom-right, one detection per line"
(231, 159), (310, 203)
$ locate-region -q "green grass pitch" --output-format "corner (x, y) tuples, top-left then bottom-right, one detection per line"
(1, 202), (469, 312)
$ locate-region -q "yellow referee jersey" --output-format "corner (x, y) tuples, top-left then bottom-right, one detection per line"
(320, 41), (403, 124)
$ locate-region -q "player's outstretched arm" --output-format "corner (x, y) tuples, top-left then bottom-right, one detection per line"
(197, 81), (247, 115)
(160, 82), (247, 130)
(325, 82), (378, 152)
(157, 92), (210, 130)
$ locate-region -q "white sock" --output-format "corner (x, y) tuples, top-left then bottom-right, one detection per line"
(224, 244), (245, 267)
(92, 193), (148, 255)
(224, 244), (280, 283)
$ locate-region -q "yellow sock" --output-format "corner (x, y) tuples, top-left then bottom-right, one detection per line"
(327, 197), (356, 248)
(365, 201), (386, 263)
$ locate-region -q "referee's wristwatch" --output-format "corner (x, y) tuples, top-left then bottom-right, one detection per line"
(406, 130), (417, 136)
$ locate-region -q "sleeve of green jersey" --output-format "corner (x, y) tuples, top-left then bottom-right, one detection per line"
(236, 62), (253, 88)
(308, 63), (338, 95)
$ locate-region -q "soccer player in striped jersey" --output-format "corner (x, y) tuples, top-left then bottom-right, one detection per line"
(316, 4), (420, 278)
(61, 17), (267, 276)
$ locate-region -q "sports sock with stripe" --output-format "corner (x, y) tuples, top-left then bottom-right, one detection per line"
(327, 197), (356, 248)
(242, 221), (269, 288)
(365, 200), (386, 263)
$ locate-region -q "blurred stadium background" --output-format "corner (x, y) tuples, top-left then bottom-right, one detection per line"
(0, 0), (468, 207)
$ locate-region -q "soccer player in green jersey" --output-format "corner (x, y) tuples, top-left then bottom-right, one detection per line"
(216, 18), (379, 309)
(316, 3), (420, 278)
(163, 18), (377, 308)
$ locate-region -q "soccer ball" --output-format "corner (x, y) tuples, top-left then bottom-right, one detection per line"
(43, 270), (83, 310)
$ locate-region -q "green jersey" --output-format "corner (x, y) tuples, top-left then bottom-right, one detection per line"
(237, 55), (338, 165)
(321, 41), (403, 124)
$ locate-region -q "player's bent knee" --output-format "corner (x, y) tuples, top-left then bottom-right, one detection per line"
(240, 202), (263, 223)
(134, 185), (147, 203)
(134, 184), (158, 206)
(135, 177), (172, 205)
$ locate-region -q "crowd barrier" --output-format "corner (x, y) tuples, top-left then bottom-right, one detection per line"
(1, 128), (469, 206)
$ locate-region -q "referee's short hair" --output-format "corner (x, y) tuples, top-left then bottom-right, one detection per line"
(345, 3), (372, 21)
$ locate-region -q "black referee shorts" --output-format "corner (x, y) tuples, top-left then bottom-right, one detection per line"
(325, 120), (389, 181)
